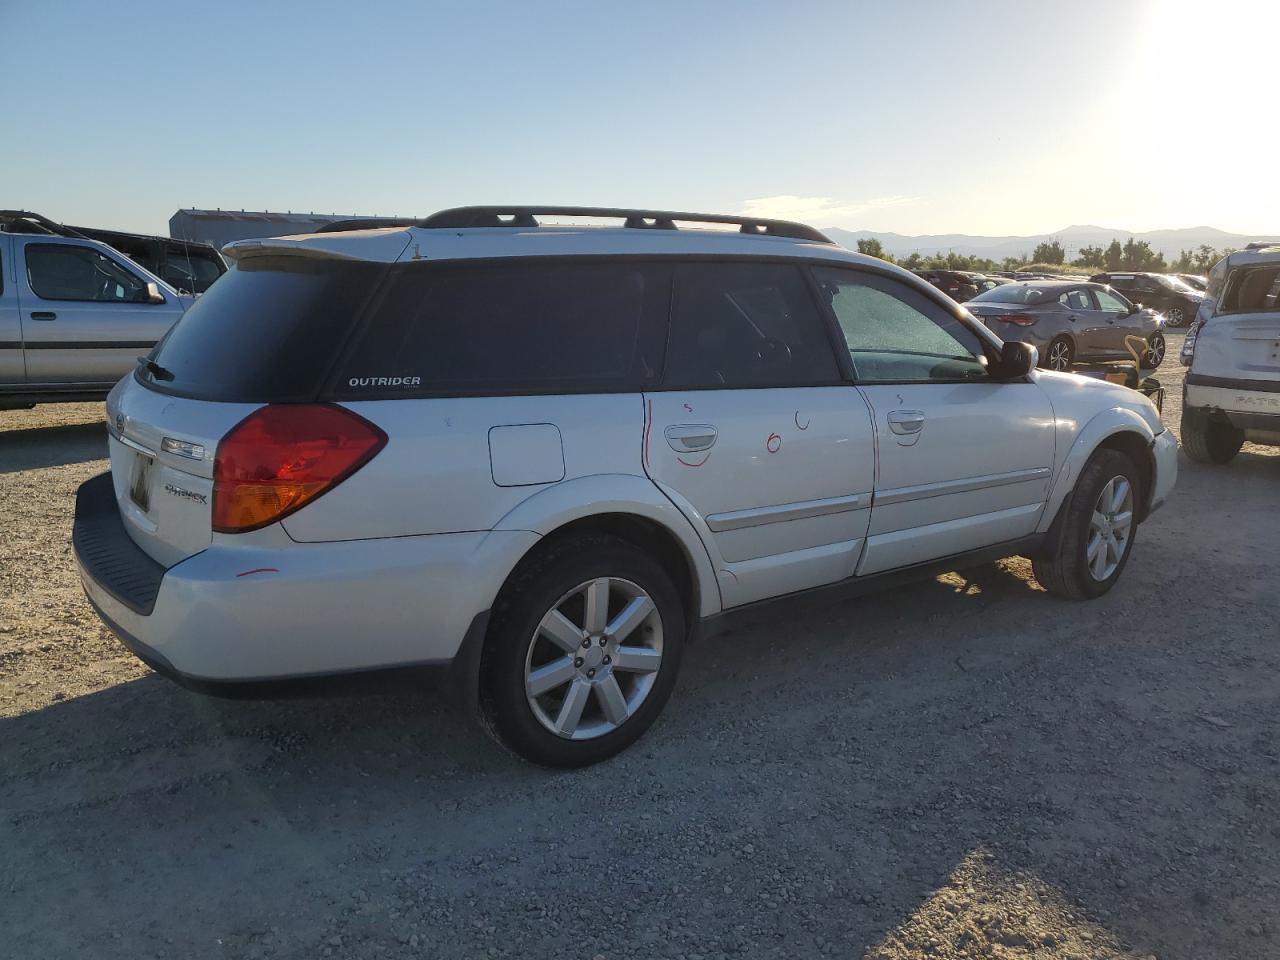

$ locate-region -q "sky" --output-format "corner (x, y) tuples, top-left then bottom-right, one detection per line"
(2, 0), (1277, 239)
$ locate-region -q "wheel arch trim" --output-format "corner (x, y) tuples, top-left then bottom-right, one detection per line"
(1038, 408), (1157, 534)
(492, 473), (722, 618)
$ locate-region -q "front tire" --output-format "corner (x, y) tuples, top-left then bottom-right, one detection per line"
(1181, 409), (1244, 464)
(1043, 336), (1074, 372)
(1032, 449), (1140, 600)
(481, 536), (686, 767)
(1143, 332), (1166, 369)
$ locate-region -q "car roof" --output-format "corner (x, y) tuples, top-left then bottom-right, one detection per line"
(1225, 243), (1280, 268)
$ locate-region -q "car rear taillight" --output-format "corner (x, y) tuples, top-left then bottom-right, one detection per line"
(996, 313), (1039, 326)
(212, 404), (387, 533)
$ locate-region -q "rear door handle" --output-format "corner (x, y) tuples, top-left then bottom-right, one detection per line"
(664, 424), (717, 452)
(30, 311), (56, 321)
(887, 410), (926, 435)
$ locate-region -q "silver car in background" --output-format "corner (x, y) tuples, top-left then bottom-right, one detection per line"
(966, 280), (1167, 372)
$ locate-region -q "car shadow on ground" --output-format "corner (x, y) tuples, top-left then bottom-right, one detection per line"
(0, 421), (107, 474)
(7, 556), (1246, 958)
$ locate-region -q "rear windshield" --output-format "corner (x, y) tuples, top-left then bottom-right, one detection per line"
(145, 256), (383, 401)
(969, 285), (1050, 305)
(1221, 265), (1280, 314)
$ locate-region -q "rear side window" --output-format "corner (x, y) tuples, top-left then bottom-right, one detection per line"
(1222, 265), (1280, 313)
(147, 256), (383, 401)
(661, 262), (839, 389)
(331, 260), (670, 398)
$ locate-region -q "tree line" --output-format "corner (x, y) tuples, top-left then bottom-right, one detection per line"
(854, 236), (1237, 275)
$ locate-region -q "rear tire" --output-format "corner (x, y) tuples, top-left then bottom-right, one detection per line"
(1033, 449), (1140, 600)
(1181, 409), (1243, 464)
(1165, 306), (1187, 328)
(480, 535), (685, 767)
(1043, 336), (1074, 371)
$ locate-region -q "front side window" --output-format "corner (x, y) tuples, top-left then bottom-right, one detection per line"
(1095, 288), (1130, 312)
(26, 243), (149, 303)
(661, 262), (840, 389)
(813, 267), (989, 383)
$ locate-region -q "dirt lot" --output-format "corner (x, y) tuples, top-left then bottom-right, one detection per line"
(2, 333), (1278, 960)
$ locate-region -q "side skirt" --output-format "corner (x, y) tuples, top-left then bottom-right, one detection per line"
(693, 534), (1045, 642)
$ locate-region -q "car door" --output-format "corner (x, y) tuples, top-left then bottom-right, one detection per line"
(643, 261), (875, 608)
(1056, 287), (1107, 358)
(0, 236), (24, 386)
(14, 237), (183, 385)
(1092, 286), (1136, 356)
(810, 266), (1056, 576)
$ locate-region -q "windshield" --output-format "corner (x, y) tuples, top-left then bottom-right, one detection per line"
(969, 284), (1050, 305)
(1156, 274), (1196, 294)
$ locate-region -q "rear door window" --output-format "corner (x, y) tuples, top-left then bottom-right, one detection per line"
(331, 260), (671, 398)
(660, 262), (840, 388)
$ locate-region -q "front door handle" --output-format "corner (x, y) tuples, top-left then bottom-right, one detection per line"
(30, 311), (56, 321)
(664, 424), (717, 453)
(887, 410), (926, 435)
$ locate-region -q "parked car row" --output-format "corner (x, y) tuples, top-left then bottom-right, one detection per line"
(68, 205), (1177, 767)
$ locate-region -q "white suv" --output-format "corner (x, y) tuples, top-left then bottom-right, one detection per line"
(72, 206), (1177, 767)
(1180, 242), (1280, 462)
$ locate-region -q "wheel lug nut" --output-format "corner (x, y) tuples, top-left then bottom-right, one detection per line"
(603, 655), (611, 665)
(582, 638), (591, 648)
(587, 668), (596, 678)
(574, 657), (584, 668)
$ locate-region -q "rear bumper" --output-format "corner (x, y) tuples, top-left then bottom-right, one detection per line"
(72, 471), (536, 690)
(1185, 376), (1280, 424)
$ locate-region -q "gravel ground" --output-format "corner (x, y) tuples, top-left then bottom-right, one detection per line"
(2, 333), (1279, 960)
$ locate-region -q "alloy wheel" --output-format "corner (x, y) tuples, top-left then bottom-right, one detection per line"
(524, 577), (664, 740)
(1166, 307), (1185, 327)
(1086, 476), (1133, 581)
(1048, 340), (1072, 371)
(1144, 333), (1165, 367)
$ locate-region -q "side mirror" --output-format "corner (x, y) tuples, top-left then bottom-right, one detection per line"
(144, 282), (166, 304)
(996, 340), (1037, 378)
(1128, 302), (1141, 314)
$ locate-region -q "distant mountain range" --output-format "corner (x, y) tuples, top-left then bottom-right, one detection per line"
(823, 225), (1264, 261)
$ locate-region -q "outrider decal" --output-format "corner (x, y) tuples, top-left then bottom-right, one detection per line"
(347, 377), (423, 387)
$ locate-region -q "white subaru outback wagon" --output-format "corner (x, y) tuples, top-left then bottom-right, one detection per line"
(73, 206), (1177, 767)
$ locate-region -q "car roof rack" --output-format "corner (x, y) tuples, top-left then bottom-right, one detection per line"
(414, 206), (833, 243)
(1245, 240), (1280, 250)
(315, 217), (423, 234)
(0, 210), (89, 239)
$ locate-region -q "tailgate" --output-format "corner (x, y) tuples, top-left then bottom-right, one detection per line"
(1193, 313), (1280, 383)
(105, 374), (261, 567)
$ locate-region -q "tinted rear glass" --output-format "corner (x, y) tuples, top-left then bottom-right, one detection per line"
(146, 256), (383, 401)
(329, 260), (671, 398)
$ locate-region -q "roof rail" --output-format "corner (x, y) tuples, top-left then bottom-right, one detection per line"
(416, 206), (833, 244)
(0, 210), (89, 239)
(315, 217), (422, 234)
(1245, 240), (1280, 250)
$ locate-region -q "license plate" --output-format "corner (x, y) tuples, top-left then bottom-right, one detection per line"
(129, 452), (154, 512)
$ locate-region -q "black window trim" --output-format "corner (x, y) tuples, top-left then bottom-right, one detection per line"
(22, 240), (163, 306)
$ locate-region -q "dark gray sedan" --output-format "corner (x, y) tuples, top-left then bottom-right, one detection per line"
(966, 280), (1167, 371)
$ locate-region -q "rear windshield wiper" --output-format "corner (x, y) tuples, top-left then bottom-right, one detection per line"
(138, 356), (175, 381)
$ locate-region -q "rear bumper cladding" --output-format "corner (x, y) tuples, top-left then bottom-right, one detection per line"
(72, 472), (166, 615)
